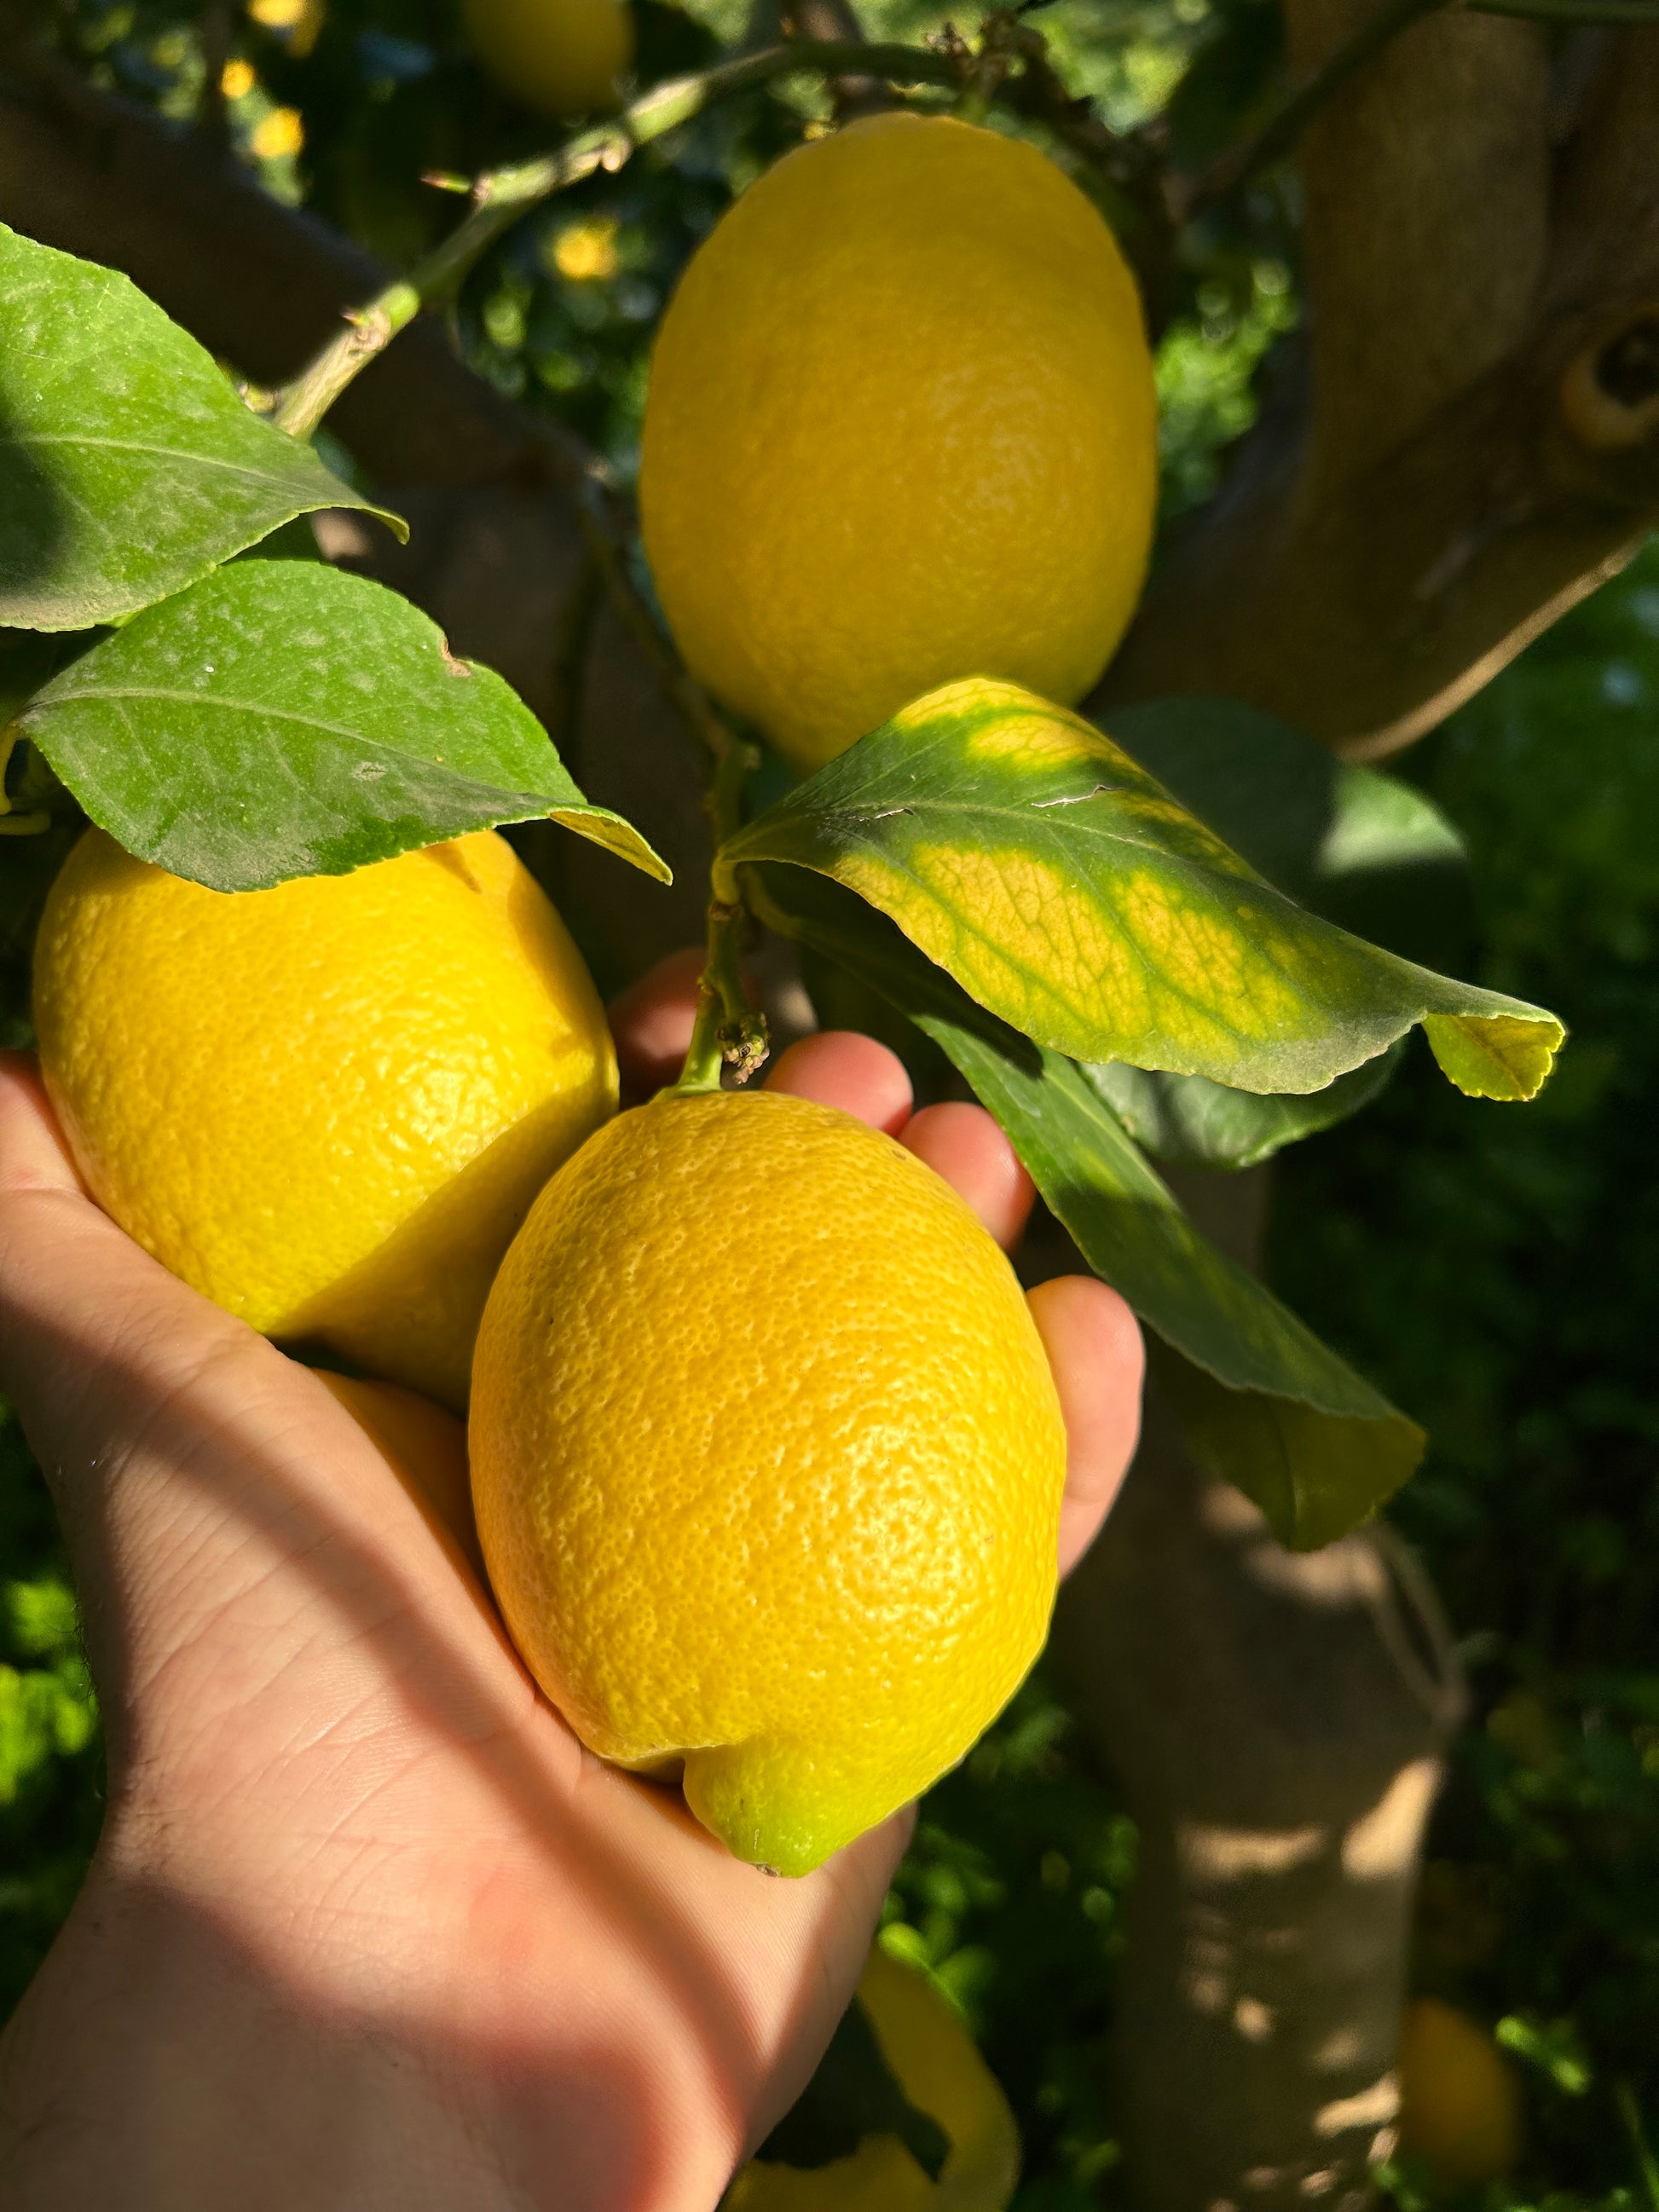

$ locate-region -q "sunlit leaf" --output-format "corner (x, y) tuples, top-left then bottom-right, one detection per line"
(0, 225), (402, 632)
(20, 562), (669, 890)
(722, 679), (1561, 1103)
(750, 867), (1423, 1549)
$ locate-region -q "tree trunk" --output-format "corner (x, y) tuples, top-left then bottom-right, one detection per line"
(1042, 1164), (1464, 2210)
(1058, 1435), (1461, 2211)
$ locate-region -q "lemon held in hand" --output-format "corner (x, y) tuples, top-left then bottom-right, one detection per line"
(727, 1943), (1021, 2212)
(469, 1087), (1067, 1875)
(34, 829), (616, 1412)
(464, 0), (633, 118)
(639, 110), (1158, 773)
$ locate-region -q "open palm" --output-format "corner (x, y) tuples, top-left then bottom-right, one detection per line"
(0, 956), (1142, 2212)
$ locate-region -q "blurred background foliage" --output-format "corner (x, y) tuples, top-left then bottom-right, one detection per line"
(2, 0), (1656, 2203)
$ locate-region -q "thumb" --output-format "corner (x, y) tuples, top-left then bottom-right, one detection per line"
(0, 1055), (379, 1757)
(0, 1051), (263, 1485)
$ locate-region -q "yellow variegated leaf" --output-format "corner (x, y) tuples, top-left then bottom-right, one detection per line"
(722, 679), (1563, 1101)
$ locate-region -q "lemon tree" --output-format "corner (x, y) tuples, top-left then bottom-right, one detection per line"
(1, 186), (1566, 1562)
(0, 14), (1610, 2201)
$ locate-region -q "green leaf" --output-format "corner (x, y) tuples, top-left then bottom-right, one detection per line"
(0, 223), (401, 632)
(749, 867), (1424, 1549)
(753, 1993), (950, 2182)
(721, 679), (1561, 1104)
(20, 562), (669, 890)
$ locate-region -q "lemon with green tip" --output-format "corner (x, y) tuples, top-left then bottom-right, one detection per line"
(468, 1086), (1066, 1874)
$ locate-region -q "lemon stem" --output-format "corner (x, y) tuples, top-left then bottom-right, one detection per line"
(675, 729), (767, 1094)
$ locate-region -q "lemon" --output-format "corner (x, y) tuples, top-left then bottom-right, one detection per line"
(727, 1944), (1021, 2212)
(464, 0), (633, 118)
(469, 1087), (1066, 1874)
(34, 829), (616, 1412)
(639, 111), (1158, 774)
(1397, 1997), (1523, 2186)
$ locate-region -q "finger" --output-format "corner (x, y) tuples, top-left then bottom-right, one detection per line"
(899, 1101), (1035, 1250)
(1027, 1275), (1145, 1579)
(765, 1031), (913, 1135)
(607, 949), (707, 1103)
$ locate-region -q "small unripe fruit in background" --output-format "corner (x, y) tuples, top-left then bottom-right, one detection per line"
(1396, 1996), (1523, 2188)
(463, 0), (634, 119)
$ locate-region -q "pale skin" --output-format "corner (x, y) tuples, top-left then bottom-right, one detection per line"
(0, 952), (1145, 2212)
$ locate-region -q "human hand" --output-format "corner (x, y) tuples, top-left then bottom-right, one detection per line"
(0, 951), (1143, 2212)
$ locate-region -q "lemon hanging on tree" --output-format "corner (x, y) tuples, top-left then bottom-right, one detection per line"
(464, 0), (634, 119)
(639, 110), (1158, 773)
(727, 1943), (1022, 2211)
(469, 1086), (1067, 1875)
(33, 828), (616, 1412)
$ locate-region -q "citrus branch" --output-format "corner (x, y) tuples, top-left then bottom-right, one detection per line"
(1470, 0), (1659, 17)
(267, 28), (1150, 438)
(557, 482), (766, 1092)
(1181, 0), (1659, 217)
(1180, 0), (1449, 217)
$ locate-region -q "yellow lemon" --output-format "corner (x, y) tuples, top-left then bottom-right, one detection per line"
(1397, 1996), (1523, 2187)
(727, 1944), (1021, 2212)
(639, 111), (1158, 774)
(34, 829), (616, 1412)
(469, 1088), (1066, 1874)
(464, 0), (633, 118)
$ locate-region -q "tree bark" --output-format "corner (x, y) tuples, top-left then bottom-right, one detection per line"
(1098, 26), (1659, 757)
(1050, 1169), (1464, 2212)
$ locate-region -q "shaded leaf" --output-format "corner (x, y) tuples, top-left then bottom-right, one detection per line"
(1106, 694), (1469, 959)
(1085, 1047), (1403, 1173)
(0, 223), (399, 632)
(753, 1993), (950, 2182)
(722, 679), (1560, 1103)
(749, 866), (1423, 1548)
(20, 562), (669, 890)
